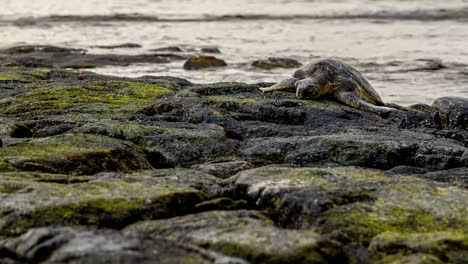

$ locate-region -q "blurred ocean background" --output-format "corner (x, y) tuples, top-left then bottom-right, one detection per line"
(1, 0), (468, 105)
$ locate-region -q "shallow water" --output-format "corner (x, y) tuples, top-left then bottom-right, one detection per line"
(1, 0), (468, 105)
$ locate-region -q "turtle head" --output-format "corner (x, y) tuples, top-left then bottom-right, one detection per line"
(296, 78), (321, 99)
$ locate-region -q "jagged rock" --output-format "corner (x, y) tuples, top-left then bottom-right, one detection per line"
(369, 232), (468, 263)
(184, 56), (227, 70)
(225, 166), (468, 262)
(1, 226), (238, 263)
(124, 210), (345, 263)
(432, 96), (468, 129)
(0, 133), (152, 174)
(240, 128), (466, 171)
(0, 168), (220, 236)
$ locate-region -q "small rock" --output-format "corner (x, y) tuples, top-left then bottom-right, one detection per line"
(432, 96), (468, 129)
(183, 56), (227, 70)
(151, 46), (183, 52)
(252, 57), (302, 70)
(201, 46), (221, 53)
(386, 165), (425, 175)
(432, 96), (468, 109)
(93, 43), (142, 49)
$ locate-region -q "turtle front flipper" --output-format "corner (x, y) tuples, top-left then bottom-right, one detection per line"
(259, 77), (299, 93)
(335, 91), (396, 114)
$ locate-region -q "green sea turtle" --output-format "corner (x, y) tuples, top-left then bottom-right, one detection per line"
(260, 58), (395, 114)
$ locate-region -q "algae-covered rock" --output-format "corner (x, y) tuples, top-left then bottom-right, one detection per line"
(228, 166), (468, 240)
(369, 232), (468, 263)
(124, 210), (345, 263)
(0, 49), (467, 263)
(184, 56), (227, 70)
(0, 80), (173, 120)
(0, 133), (151, 174)
(0, 168), (219, 236)
(227, 166), (468, 262)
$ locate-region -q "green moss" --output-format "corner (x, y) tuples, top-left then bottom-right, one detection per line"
(88, 81), (172, 97)
(2, 81), (172, 116)
(322, 181), (468, 244)
(0, 158), (15, 172)
(29, 68), (52, 80)
(0, 133), (152, 174)
(0, 178), (203, 236)
(379, 253), (443, 264)
(370, 232), (468, 263)
(0, 72), (27, 82)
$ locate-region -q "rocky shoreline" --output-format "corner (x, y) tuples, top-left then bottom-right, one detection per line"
(0, 46), (467, 263)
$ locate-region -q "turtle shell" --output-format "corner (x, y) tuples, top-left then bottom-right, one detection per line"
(293, 59), (384, 105)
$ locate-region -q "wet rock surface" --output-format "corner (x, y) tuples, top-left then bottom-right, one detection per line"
(0, 47), (467, 263)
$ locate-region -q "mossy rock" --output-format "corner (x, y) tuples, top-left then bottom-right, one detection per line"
(0, 80), (172, 119)
(124, 210), (345, 263)
(0, 168), (214, 236)
(369, 232), (468, 263)
(229, 166), (468, 248)
(0, 133), (151, 175)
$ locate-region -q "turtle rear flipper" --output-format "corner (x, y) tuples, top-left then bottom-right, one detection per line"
(336, 91), (396, 114)
(259, 77), (299, 93)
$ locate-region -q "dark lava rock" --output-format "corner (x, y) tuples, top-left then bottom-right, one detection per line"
(432, 96), (468, 129)
(2, 45), (86, 55)
(183, 56), (227, 70)
(0, 168), (218, 236)
(0, 45), (184, 69)
(252, 57), (302, 70)
(93, 43), (142, 49)
(420, 167), (468, 188)
(201, 46), (221, 53)
(124, 210), (346, 263)
(1, 226), (244, 264)
(0, 50), (467, 263)
(225, 166), (468, 262)
(432, 96), (468, 109)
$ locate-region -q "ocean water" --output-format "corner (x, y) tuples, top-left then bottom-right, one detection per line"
(1, 0), (468, 105)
